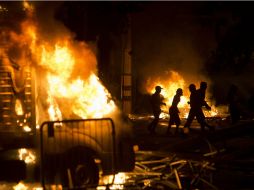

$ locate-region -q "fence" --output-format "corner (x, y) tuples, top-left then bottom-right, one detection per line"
(39, 118), (116, 189)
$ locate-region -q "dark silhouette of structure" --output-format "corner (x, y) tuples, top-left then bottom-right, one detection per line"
(167, 88), (183, 135)
(0, 97), (2, 122)
(148, 86), (166, 134)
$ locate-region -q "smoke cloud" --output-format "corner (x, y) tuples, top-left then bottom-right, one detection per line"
(132, 2), (217, 97)
(33, 2), (97, 80)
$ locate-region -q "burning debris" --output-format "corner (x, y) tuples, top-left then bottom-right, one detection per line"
(0, 1), (118, 129)
(0, 2), (253, 190)
(0, 2), (135, 190)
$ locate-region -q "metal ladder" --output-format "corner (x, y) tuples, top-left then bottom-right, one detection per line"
(0, 67), (33, 130)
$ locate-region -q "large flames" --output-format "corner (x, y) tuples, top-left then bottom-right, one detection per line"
(146, 71), (219, 118)
(6, 2), (117, 123)
(146, 71), (189, 108)
(37, 42), (116, 120)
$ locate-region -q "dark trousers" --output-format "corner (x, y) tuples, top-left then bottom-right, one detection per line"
(184, 107), (211, 131)
(148, 110), (161, 132)
(168, 111), (181, 133)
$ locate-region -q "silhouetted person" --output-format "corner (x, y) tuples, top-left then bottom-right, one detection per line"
(167, 88), (183, 135)
(183, 84), (198, 133)
(227, 84), (241, 124)
(196, 82), (214, 132)
(197, 82), (211, 111)
(184, 82), (214, 133)
(148, 86), (166, 134)
(196, 81), (214, 132)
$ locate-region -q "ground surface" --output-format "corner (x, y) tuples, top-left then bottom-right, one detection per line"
(129, 115), (254, 190)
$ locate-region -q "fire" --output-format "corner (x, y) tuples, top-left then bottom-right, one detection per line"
(146, 71), (189, 108)
(71, 74), (116, 118)
(8, 2), (117, 122)
(13, 182), (28, 190)
(15, 99), (24, 116)
(146, 70), (220, 118)
(98, 173), (127, 190)
(41, 44), (74, 79)
(37, 41), (117, 120)
(12, 182), (43, 190)
(18, 148), (36, 164)
(23, 1), (34, 16)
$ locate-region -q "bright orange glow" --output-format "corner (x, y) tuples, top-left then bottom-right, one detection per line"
(38, 41), (117, 120)
(146, 71), (190, 109)
(41, 44), (74, 79)
(146, 71), (188, 108)
(146, 70), (219, 118)
(98, 173), (126, 190)
(12, 182), (43, 190)
(11, 2), (117, 122)
(15, 99), (24, 116)
(23, 1), (34, 15)
(18, 148), (36, 164)
(13, 182), (27, 190)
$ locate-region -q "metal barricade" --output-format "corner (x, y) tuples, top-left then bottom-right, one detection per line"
(39, 118), (116, 189)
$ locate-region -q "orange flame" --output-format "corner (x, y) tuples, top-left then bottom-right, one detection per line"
(10, 2), (117, 122)
(146, 70), (221, 118)
(15, 99), (24, 116)
(146, 70), (190, 108)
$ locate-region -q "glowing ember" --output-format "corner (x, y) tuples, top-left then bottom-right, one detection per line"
(0, 5), (7, 12)
(12, 182), (43, 190)
(98, 173), (126, 190)
(23, 125), (32, 132)
(15, 99), (24, 116)
(18, 148), (36, 164)
(13, 182), (28, 190)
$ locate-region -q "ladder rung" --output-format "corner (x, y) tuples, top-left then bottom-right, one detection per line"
(0, 84), (12, 87)
(2, 100), (11, 103)
(0, 92), (13, 95)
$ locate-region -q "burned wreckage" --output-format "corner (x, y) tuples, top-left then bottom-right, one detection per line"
(123, 116), (254, 190)
(0, 38), (254, 190)
(0, 37), (135, 189)
(0, 3), (254, 190)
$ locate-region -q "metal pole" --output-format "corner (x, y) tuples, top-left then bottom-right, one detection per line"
(121, 14), (132, 115)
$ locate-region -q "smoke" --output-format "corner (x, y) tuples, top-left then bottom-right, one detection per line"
(32, 2), (71, 43)
(29, 2), (133, 129)
(132, 2), (216, 96)
(0, 2), (119, 122)
(32, 2), (97, 80)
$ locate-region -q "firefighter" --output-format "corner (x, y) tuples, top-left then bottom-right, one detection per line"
(148, 86), (166, 134)
(167, 88), (183, 135)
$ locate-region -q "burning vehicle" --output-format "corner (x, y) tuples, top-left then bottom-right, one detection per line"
(0, 2), (135, 189)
